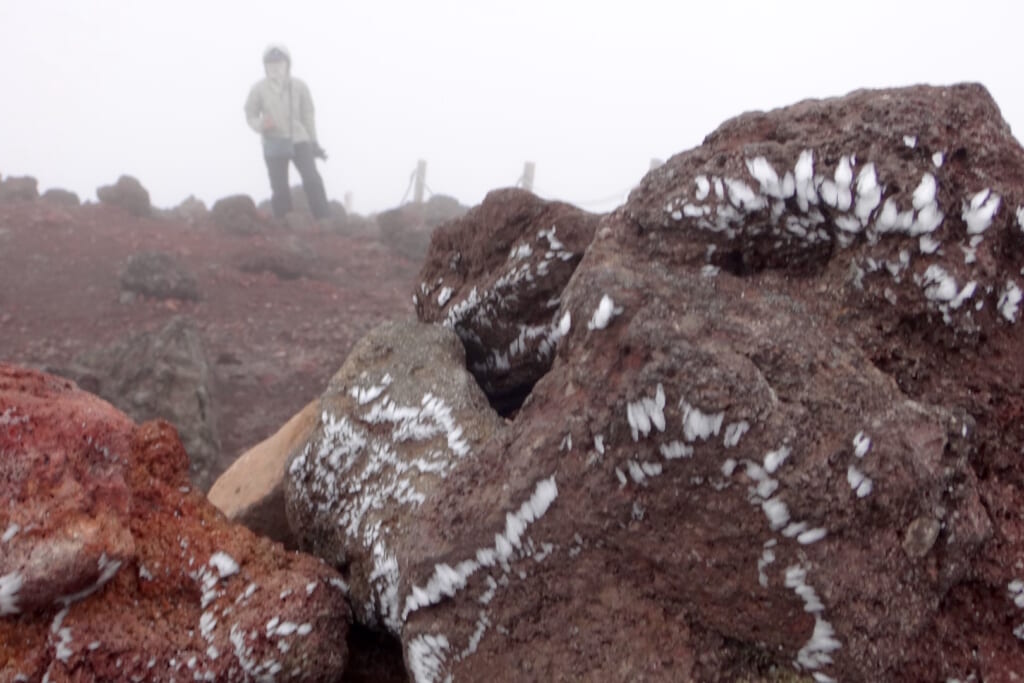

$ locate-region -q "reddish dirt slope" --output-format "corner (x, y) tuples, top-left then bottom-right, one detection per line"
(0, 198), (420, 486)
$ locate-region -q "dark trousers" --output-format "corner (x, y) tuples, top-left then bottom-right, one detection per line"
(264, 142), (330, 219)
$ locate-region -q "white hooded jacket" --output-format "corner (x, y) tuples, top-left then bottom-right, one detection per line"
(244, 44), (318, 148)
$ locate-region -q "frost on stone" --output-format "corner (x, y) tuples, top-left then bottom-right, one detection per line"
(785, 565), (841, 673)
(626, 384), (666, 441)
(762, 498), (790, 531)
(723, 421), (749, 448)
(920, 264), (959, 302)
(853, 432), (871, 458)
(290, 387), (478, 632)
(1, 523), (19, 543)
(847, 465), (873, 498)
(797, 527), (828, 545)
(903, 135), (917, 148)
(209, 552), (239, 579)
(402, 476), (558, 621)
(587, 294), (620, 331)
(998, 281), (1022, 323)
(763, 446), (791, 474)
(437, 287), (453, 307)
(350, 374), (393, 406)
(1, 571), (23, 616)
(408, 634), (451, 683)
(57, 553), (122, 607)
(659, 441), (693, 460)
(680, 401), (724, 442)
(962, 189), (1000, 235)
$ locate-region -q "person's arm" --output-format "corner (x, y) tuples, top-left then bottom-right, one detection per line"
(244, 84), (265, 134)
(299, 81), (318, 143)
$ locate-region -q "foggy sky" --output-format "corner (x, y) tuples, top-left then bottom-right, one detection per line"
(3, 1), (1023, 215)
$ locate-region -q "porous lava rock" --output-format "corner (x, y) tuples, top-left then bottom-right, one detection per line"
(172, 194), (209, 226)
(286, 83), (1024, 682)
(211, 194), (272, 235)
(0, 363), (350, 682)
(414, 188), (600, 414)
(285, 319), (505, 634)
(377, 194), (469, 262)
(62, 316), (221, 490)
(96, 175), (151, 217)
(39, 188), (80, 207)
(0, 176), (39, 202)
(118, 251), (201, 301)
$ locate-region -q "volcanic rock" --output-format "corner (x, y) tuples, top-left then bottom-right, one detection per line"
(171, 194), (209, 225)
(286, 83), (1024, 681)
(0, 363), (349, 682)
(39, 188), (80, 207)
(378, 194), (469, 261)
(0, 176), (39, 202)
(96, 175), (151, 217)
(212, 194), (272, 235)
(414, 187), (599, 414)
(119, 251), (201, 302)
(285, 319), (505, 634)
(61, 315), (221, 490)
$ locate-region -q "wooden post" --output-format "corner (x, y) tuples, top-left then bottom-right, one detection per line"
(413, 159), (427, 204)
(520, 161), (535, 192)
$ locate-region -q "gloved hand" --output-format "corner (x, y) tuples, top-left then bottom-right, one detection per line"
(313, 143), (328, 160)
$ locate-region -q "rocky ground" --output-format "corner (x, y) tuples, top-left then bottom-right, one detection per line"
(0, 190), (428, 488)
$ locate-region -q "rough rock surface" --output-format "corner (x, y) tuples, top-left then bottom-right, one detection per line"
(377, 194), (469, 261)
(212, 194), (272, 235)
(285, 319), (506, 635)
(287, 84), (1024, 682)
(60, 315), (221, 490)
(209, 399), (319, 546)
(172, 194), (209, 225)
(0, 176), (39, 202)
(0, 363), (349, 682)
(96, 175), (151, 217)
(39, 188), (80, 207)
(119, 251), (201, 301)
(414, 188), (600, 414)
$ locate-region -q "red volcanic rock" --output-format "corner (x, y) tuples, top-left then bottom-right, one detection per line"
(286, 84), (1024, 682)
(0, 363), (349, 682)
(414, 188), (599, 414)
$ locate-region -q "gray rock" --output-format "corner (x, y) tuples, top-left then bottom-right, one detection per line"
(285, 319), (505, 632)
(119, 251), (200, 301)
(61, 316), (222, 490)
(96, 175), (150, 217)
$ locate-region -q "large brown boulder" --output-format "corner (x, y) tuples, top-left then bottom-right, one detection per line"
(286, 83), (1024, 682)
(414, 188), (600, 414)
(96, 175), (151, 217)
(0, 363), (349, 682)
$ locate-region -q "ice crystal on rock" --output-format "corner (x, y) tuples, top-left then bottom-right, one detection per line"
(1, 571), (23, 616)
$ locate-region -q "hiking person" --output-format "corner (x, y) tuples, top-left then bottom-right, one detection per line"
(244, 44), (330, 220)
